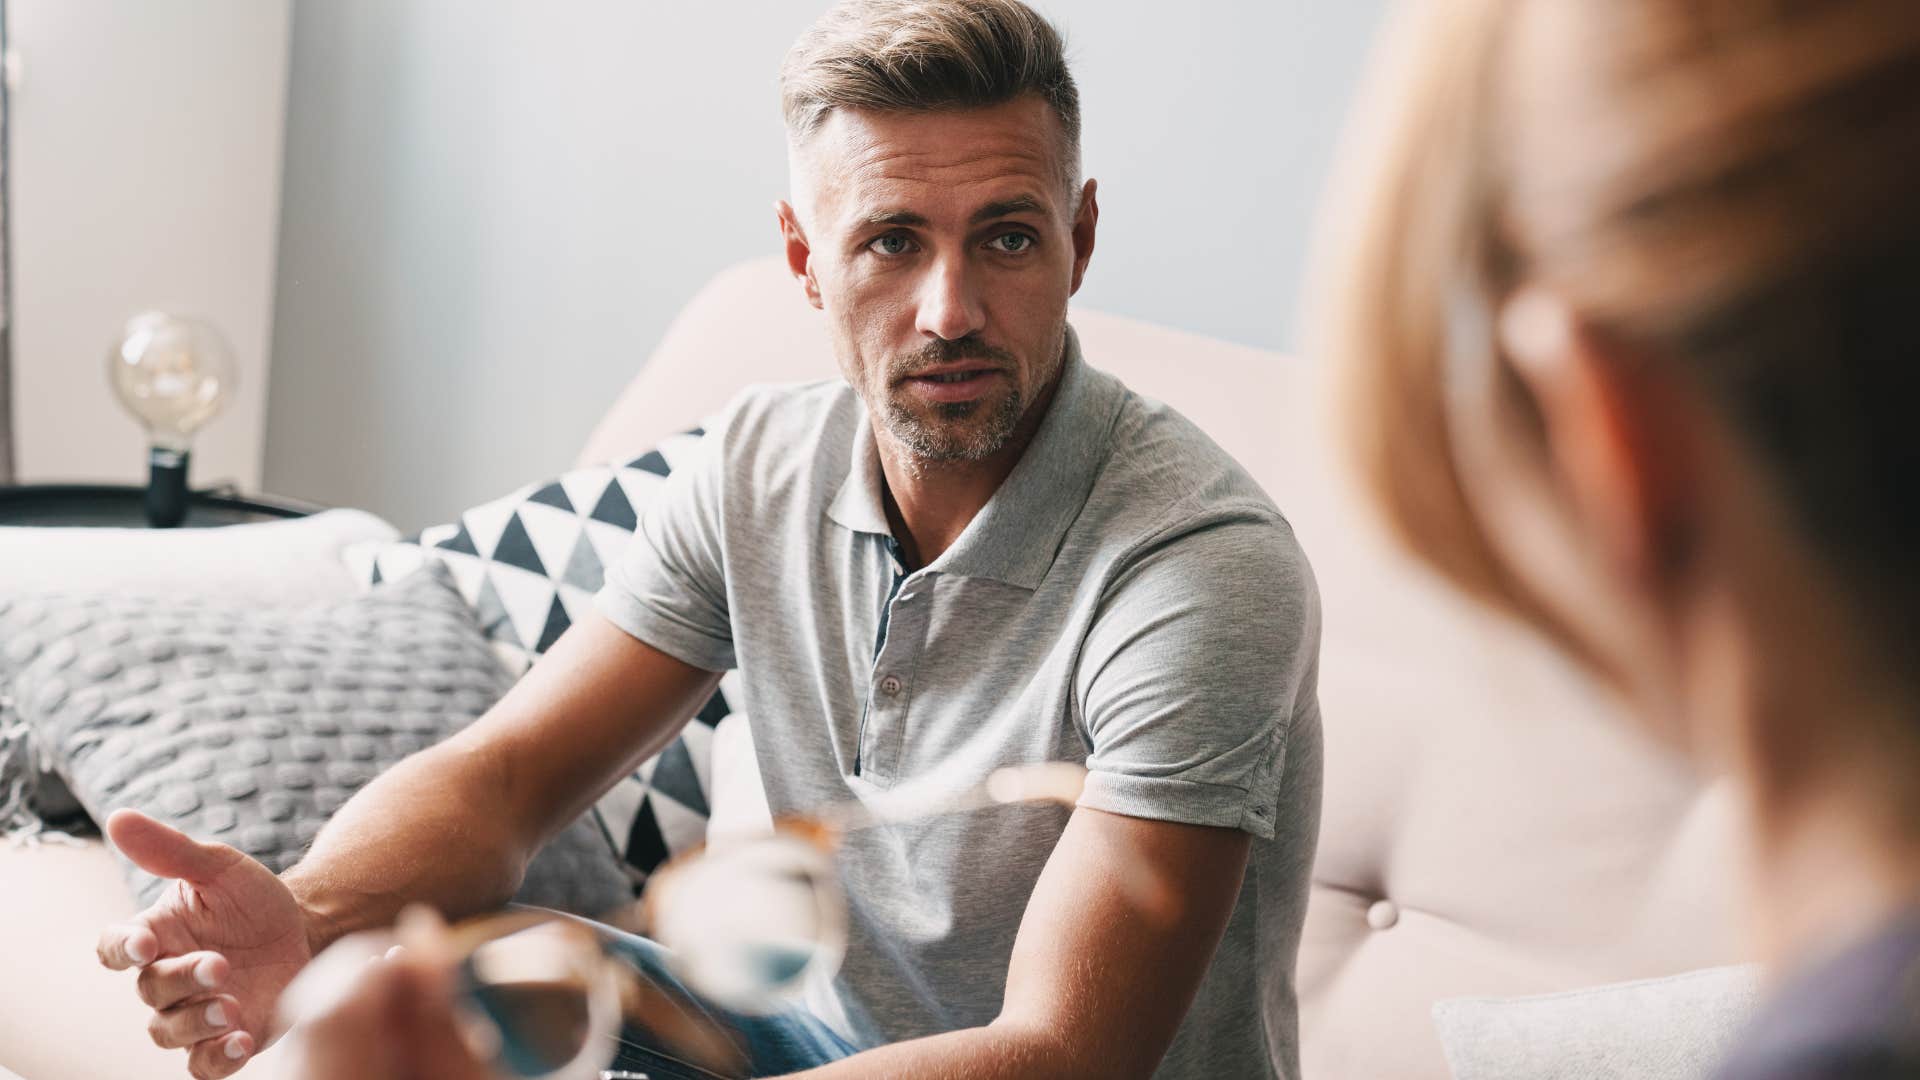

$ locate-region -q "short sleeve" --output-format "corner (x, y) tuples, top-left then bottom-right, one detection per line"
(1074, 513), (1320, 840)
(594, 406), (738, 673)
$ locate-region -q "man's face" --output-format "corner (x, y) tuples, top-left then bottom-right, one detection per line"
(780, 97), (1097, 465)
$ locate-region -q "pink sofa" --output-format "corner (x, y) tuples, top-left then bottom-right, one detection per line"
(0, 257), (1745, 1079)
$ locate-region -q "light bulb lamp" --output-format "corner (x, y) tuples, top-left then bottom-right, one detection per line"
(107, 312), (236, 528)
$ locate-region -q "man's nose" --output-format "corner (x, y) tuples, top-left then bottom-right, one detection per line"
(913, 254), (987, 343)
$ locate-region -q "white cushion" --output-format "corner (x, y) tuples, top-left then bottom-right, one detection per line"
(0, 508), (397, 604)
(1433, 965), (1763, 1080)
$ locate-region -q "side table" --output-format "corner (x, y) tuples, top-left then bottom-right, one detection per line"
(0, 483), (321, 527)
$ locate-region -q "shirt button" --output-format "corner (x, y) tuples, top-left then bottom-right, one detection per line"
(879, 675), (903, 696)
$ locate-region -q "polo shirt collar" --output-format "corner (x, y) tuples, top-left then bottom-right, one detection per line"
(826, 408), (894, 537)
(825, 325), (1124, 591)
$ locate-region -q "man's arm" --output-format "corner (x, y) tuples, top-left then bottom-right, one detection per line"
(285, 612), (721, 952)
(789, 806), (1251, 1080)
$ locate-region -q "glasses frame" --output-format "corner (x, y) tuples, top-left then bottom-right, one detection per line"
(425, 762), (1090, 1079)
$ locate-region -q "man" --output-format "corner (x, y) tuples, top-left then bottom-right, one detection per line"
(95, 2), (1323, 1077)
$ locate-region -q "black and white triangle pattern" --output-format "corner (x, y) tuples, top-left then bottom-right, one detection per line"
(344, 429), (730, 889)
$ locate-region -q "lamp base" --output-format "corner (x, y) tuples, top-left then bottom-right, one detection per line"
(145, 447), (190, 528)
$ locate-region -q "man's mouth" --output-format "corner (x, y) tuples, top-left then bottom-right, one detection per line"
(901, 361), (1001, 382)
(898, 365), (1006, 403)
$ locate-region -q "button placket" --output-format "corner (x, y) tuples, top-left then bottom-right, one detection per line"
(870, 578), (933, 781)
(855, 537), (910, 779)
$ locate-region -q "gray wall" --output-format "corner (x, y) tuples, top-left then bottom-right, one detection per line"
(265, 1), (1386, 530)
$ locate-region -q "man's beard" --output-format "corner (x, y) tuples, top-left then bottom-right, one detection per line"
(878, 338), (1025, 463)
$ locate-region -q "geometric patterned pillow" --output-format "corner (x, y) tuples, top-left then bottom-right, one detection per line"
(342, 428), (732, 890)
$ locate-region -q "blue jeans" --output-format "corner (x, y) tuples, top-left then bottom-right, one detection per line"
(600, 930), (862, 1079)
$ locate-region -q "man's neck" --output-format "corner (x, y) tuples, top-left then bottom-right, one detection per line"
(876, 372), (1063, 570)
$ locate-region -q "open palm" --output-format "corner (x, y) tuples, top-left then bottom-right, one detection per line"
(98, 809), (316, 1080)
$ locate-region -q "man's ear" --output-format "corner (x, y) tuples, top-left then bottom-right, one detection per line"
(1069, 179), (1099, 296)
(776, 200), (823, 310)
(1498, 289), (1696, 589)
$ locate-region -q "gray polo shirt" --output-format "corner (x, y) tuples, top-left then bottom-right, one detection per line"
(597, 330), (1322, 1079)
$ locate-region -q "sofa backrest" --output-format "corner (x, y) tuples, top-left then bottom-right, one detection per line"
(581, 256), (1748, 1079)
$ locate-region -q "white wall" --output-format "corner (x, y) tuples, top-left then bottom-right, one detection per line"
(10, 0), (290, 489)
(265, 1), (1385, 529)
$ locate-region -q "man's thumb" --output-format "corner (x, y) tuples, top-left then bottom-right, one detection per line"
(105, 808), (240, 884)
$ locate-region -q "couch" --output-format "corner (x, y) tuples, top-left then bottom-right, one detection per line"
(0, 256), (1747, 1079)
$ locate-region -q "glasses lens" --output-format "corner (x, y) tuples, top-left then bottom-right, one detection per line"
(468, 978), (590, 1075)
(649, 834), (846, 1013)
(461, 923), (601, 1077)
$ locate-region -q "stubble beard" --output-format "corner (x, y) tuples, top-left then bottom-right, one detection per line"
(882, 389), (1026, 465)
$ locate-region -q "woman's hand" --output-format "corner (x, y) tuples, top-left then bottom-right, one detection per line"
(275, 908), (493, 1080)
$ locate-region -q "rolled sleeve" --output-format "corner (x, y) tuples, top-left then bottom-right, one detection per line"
(593, 412), (738, 673)
(1075, 512), (1320, 841)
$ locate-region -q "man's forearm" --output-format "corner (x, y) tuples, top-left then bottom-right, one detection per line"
(280, 738), (527, 954)
(277, 617), (720, 955)
(784, 811), (1251, 1080)
(785, 1020), (1122, 1080)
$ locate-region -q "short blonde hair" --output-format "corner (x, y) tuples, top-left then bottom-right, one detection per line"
(1319, 0), (1920, 668)
(780, 0), (1081, 184)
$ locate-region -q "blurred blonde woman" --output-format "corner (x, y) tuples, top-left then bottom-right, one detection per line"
(1318, 1), (1920, 1076)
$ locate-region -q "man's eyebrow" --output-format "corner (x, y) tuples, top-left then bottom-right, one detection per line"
(854, 197), (1047, 229)
(860, 209), (929, 228)
(971, 196), (1045, 224)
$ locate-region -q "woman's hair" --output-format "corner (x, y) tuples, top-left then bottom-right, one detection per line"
(1319, 0), (1920, 667)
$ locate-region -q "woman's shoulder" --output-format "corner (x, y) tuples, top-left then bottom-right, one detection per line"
(1715, 913), (1920, 1080)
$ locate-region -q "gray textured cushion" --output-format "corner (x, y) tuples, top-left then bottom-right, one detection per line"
(1432, 964), (1764, 1080)
(0, 509), (401, 832)
(0, 563), (631, 916)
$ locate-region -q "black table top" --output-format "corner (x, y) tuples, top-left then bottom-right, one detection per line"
(0, 483), (323, 528)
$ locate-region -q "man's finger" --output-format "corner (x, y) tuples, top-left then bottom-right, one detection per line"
(135, 950), (228, 1009)
(105, 808), (242, 884)
(146, 993), (239, 1050)
(186, 1030), (254, 1080)
(96, 920), (159, 971)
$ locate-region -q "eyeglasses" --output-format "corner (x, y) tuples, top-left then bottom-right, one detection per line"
(626, 761), (1089, 1019)
(280, 762), (1088, 1080)
(450, 908), (769, 1080)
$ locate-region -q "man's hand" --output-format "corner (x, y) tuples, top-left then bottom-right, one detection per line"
(96, 809), (316, 1080)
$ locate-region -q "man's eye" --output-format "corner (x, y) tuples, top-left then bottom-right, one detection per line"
(868, 234), (913, 256)
(989, 232), (1034, 254)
